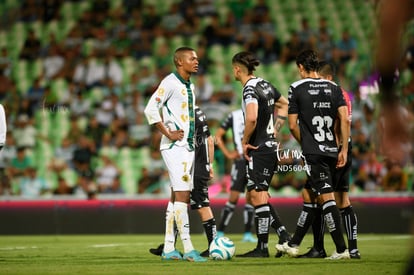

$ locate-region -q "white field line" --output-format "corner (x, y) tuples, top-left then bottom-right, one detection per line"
(358, 235), (413, 241)
(0, 246), (38, 250)
(89, 244), (125, 248)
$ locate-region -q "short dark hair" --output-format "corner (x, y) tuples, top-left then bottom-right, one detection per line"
(296, 49), (319, 73)
(232, 51), (260, 74)
(318, 60), (336, 78)
(173, 46), (196, 66)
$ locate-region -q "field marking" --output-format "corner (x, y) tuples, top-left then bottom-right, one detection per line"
(89, 242), (151, 248)
(358, 235), (412, 241)
(90, 244), (125, 248)
(0, 246), (38, 251)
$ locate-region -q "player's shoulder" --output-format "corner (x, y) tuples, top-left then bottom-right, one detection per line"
(162, 72), (177, 82)
(290, 78), (338, 88)
(245, 77), (262, 87)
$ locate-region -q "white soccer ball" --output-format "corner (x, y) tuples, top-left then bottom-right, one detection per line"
(209, 236), (235, 260)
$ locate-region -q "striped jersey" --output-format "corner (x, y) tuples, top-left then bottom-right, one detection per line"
(144, 72), (196, 151)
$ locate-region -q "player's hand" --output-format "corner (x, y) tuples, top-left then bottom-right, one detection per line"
(227, 150), (241, 160)
(209, 164), (214, 179)
(168, 129), (184, 141)
(243, 143), (258, 162)
(336, 150), (347, 168)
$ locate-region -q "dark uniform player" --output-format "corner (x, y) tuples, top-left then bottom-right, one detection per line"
(190, 106), (217, 256)
(150, 106), (217, 257)
(231, 51), (290, 258)
(277, 49), (350, 259)
(215, 109), (256, 243)
(298, 61), (360, 259)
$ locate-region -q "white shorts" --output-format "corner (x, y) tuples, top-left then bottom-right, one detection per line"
(161, 146), (194, 191)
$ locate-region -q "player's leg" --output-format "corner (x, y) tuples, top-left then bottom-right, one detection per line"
(197, 207), (217, 256)
(217, 190), (239, 236)
(296, 181), (326, 258)
(296, 204), (326, 258)
(276, 187), (318, 257)
(267, 200), (291, 255)
(161, 148), (206, 262)
(334, 151), (360, 259)
(159, 188), (182, 259)
(241, 202), (256, 242)
(318, 157), (348, 259)
(236, 189), (270, 257)
(191, 178), (217, 256)
(218, 159), (247, 237)
(238, 148), (276, 257)
(242, 162), (256, 242)
(318, 193), (348, 259)
(336, 191), (360, 259)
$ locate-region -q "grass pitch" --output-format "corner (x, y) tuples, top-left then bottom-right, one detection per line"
(0, 234), (412, 275)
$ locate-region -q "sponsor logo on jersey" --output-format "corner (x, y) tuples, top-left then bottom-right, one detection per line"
(319, 144), (338, 153)
(324, 89), (332, 95)
(308, 89), (320, 95)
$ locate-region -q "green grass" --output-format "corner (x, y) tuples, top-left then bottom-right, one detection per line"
(0, 234), (412, 275)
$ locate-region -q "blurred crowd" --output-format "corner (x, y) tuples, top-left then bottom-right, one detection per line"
(0, 0), (412, 199)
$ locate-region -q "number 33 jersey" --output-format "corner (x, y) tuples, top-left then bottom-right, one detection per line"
(288, 78), (346, 158)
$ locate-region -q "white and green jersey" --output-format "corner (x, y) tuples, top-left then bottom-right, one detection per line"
(144, 72), (195, 151)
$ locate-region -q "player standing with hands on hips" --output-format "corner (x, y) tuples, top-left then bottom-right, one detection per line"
(144, 46), (206, 262)
(276, 49), (350, 259)
(231, 51), (291, 258)
(149, 105), (217, 258)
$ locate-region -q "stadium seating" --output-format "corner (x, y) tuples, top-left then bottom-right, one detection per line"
(0, 0), (385, 195)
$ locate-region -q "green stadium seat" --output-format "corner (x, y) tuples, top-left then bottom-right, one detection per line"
(0, 31), (7, 48)
(88, 87), (104, 104)
(60, 2), (74, 20)
(121, 168), (137, 194)
(50, 78), (68, 102)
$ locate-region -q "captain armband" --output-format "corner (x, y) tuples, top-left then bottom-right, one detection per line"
(276, 115), (287, 121)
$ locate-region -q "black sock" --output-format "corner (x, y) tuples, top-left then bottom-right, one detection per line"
(340, 205), (358, 252)
(244, 203), (255, 233)
(290, 203), (317, 246)
(218, 202), (235, 231)
(322, 200), (347, 253)
(268, 203), (289, 240)
(312, 206), (325, 251)
(255, 204), (270, 251)
(202, 218), (217, 247)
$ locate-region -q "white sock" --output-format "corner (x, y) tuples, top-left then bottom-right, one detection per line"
(163, 201), (175, 253)
(174, 201), (194, 253)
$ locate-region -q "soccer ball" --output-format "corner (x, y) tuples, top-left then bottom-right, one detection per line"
(209, 236), (235, 260)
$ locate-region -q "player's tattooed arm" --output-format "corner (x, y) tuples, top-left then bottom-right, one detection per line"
(274, 115), (287, 137)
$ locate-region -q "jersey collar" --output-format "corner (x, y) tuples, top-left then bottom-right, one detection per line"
(174, 71), (191, 86)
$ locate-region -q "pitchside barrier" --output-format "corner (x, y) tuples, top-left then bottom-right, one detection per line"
(0, 194), (412, 234)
